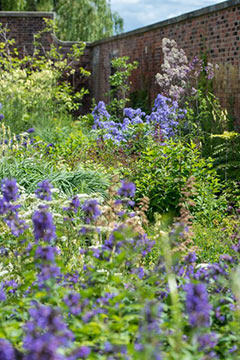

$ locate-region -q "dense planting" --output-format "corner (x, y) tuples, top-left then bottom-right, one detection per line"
(0, 30), (240, 360)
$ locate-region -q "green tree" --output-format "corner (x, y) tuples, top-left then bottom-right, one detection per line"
(0, 0), (123, 42)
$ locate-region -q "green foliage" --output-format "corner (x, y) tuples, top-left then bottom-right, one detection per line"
(55, 0), (123, 41)
(129, 140), (221, 220)
(211, 131), (240, 181)
(0, 155), (109, 197)
(129, 89), (150, 114)
(0, 21), (89, 133)
(193, 215), (238, 262)
(107, 56), (138, 118)
(183, 90), (229, 145)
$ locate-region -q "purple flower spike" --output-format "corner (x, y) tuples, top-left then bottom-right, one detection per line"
(63, 195), (80, 213)
(35, 246), (57, 262)
(0, 283), (6, 301)
(1, 178), (19, 202)
(35, 180), (53, 201)
(184, 252), (197, 264)
(0, 339), (16, 360)
(184, 282), (212, 328)
(64, 292), (81, 315)
(82, 199), (101, 224)
(32, 207), (56, 243)
(117, 180), (136, 198)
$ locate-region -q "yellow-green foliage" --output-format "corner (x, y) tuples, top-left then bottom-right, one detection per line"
(0, 21), (89, 133)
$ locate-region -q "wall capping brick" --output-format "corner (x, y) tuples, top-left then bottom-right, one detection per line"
(89, 0), (240, 46)
(51, 34), (89, 47)
(0, 11), (55, 18)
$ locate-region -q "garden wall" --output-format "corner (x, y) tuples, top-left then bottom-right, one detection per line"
(1, 0), (240, 124)
(88, 0), (240, 125)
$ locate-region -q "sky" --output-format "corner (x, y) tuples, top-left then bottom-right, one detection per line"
(110, 0), (224, 32)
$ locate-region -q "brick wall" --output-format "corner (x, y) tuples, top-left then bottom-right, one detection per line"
(0, 12), (53, 54)
(1, 1), (240, 123)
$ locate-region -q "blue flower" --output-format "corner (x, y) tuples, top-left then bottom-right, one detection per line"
(64, 293), (81, 315)
(69, 346), (91, 359)
(27, 128), (35, 133)
(35, 246), (57, 262)
(0, 283), (6, 301)
(1, 178), (19, 202)
(0, 339), (15, 360)
(32, 207), (56, 243)
(35, 180), (53, 201)
(81, 199), (101, 224)
(184, 282), (212, 327)
(117, 181), (136, 198)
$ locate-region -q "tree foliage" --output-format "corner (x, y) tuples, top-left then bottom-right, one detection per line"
(0, 0), (123, 41)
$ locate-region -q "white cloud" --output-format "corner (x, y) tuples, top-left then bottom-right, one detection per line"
(111, 0), (141, 4)
(110, 0), (224, 32)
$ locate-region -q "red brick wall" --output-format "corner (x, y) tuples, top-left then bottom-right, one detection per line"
(1, 1), (240, 123)
(0, 12), (53, 54)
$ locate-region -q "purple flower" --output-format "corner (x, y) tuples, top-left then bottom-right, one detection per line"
(220, 254), (233, 263)
(184, 282), (212, 327)
(117, 181), (136, 198)
(198, 332), (217, 351)
(81, 199), (101, 224)
(146, 94), (181, 139)
(1, 178), (19, 202)
(0, 197), (9, 215)
(64, 293), (81, 315)
(4, 212), (28, 237)
(0, 339), (15, 360)
(45, 143), (55, 154)
(35, 180), (53, 201)
(32, 207), (56, 243)
(184, 252), (197, 264)
(27, 128), (35, 133)
(69, 346), (91, 359)
(0, 283), (6, 301)
(37, 264), (61, 284)
(63, 196), (80, 213)
(4, 280), (18, 294)
(23, 304), (73, 359)
(92, 101), (110, 121)
(35, 246), (57, 262)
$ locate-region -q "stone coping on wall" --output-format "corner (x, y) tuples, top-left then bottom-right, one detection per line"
(51, 34), (89, 47)
(0, 11), (55, 18)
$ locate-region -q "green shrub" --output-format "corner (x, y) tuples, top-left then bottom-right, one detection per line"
(129, 140), (221, 220)
(211, 131), (240, 181)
